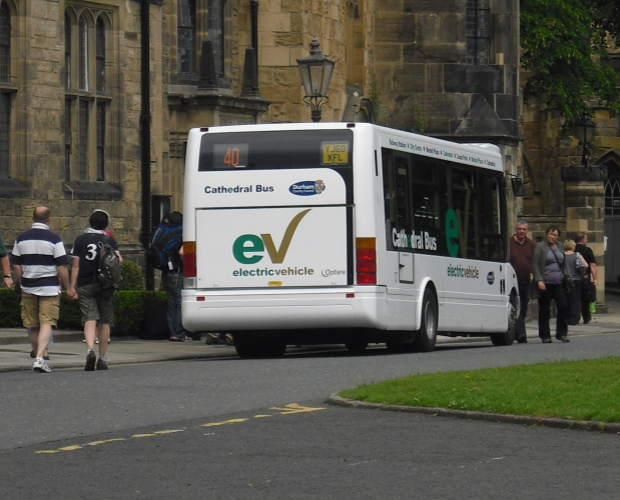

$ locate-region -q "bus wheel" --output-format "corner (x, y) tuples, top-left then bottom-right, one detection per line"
(413, 289), (437, 352)
(491, 295), (517, 346)
(345, 340), (368, 354)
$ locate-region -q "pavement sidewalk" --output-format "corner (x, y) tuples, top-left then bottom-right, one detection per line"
(0, 329), (238, 373)
(1, 301), (619, 372)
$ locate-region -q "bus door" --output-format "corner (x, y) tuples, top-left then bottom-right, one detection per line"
(385, 156), (415, 285)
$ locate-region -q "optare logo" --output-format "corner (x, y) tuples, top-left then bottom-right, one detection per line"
(289, 180), (325, 196)
(232, 209), (311, 264)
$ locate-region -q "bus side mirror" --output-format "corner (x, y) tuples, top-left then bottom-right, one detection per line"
(506, 175), (524, 197)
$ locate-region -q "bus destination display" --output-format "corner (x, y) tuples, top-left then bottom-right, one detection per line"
(213, 143), (249, 169)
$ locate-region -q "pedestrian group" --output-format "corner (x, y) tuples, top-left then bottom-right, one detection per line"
(509, 220), (597, 344)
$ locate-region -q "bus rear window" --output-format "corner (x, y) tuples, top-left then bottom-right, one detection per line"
(198, 130), (353, 171)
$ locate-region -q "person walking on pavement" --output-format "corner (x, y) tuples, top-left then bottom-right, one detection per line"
(0, 232), (13, 289)
(574, 232), (597, 324)
(11, 207), (76, 373)
(531, 225), (569, 343)
(70, 209), (122, 371)
(563, 239), (589, 325)
(150, 211), (191, 342)
(509, 219), (536, 343)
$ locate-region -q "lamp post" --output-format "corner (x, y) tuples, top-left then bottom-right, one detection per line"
(296, 40), (335, 122)
(575, 106), (596, 170)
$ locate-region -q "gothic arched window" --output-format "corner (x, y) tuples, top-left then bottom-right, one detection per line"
(466, 0), (490, 65)
(605, 174), (620, 217)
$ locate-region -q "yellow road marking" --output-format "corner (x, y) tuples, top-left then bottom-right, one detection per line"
(58, 445), (82, 451)
(201, 418), (248, 427)
(36, 403), (327, 454)
(87, 438), (126, 446)
(269, 403), (326, 414)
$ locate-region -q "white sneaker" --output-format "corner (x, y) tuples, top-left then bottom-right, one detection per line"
(33, 357), (51, 373)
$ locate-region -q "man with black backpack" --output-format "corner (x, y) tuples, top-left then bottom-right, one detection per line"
(150, 211), (191, 342)
(70, 209), (122, 370)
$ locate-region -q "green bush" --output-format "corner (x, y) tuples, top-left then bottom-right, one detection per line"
(0, 290), (21, 327)
(58, 292), (82, 329)
(1, 287), (167, 338)
(118, 260), (145, 291)
(113, 291), (166, 336)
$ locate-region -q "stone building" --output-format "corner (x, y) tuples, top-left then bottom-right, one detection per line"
(4, 0), (617, 303)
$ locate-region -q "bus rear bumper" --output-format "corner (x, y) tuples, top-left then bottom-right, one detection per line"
(181, 288), (389, 332)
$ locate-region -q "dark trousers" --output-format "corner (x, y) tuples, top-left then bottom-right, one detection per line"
(580, 278), (593, 323)
(537, 283), (568, 339)
(516, 282), (530, 339)
(162, 270), (186, 339)
(567, 279), (582, 324)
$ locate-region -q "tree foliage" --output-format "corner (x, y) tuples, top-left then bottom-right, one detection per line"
(521, 0), (620, 125)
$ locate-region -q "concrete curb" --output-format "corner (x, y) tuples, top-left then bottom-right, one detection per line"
(326, 394), (620, 435)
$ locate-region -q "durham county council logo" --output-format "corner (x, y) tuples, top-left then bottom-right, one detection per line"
(289, 180), (325, 196)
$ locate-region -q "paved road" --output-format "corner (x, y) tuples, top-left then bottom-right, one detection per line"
(1, 294), (619, 498)
(1, 329), (619, 498)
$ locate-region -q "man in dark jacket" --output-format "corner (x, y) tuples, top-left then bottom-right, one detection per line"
(575, 232), (597, 324)
(509, 220), (536, 343)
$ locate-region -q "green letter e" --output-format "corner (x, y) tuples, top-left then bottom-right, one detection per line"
(233, 234), (265, 264)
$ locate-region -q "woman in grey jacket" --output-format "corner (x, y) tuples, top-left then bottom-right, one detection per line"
(530, 225), (569, 343)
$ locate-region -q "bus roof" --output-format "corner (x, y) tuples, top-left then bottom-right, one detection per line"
(189, 123), (503, 171)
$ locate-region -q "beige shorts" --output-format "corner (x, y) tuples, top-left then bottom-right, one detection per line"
(21, 293), (60, 327)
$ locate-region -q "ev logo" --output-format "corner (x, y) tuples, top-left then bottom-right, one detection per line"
(232, 209), (311, 264)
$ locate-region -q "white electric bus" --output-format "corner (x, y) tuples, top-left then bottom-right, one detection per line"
(181, 122), (519, 358)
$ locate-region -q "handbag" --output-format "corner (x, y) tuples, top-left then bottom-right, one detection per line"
(552, 249), (574, 293)
(574, 251), (587, 277)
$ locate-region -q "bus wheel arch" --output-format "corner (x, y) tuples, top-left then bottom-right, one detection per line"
(490, 290), (518, 346)
(412, 285), (438, 352)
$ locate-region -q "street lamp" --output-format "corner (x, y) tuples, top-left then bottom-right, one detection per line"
(296, 40), (335, 122)
(574, 106), (596, 170)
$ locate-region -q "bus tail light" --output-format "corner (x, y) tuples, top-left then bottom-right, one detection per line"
(356, 237), (376, 285)
(183, 241), (197, 277)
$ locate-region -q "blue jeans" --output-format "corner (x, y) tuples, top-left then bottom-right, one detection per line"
(162, 270), (186, 339)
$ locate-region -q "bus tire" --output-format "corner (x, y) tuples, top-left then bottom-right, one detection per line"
(412, 289), (438, 352)
(491, 294), (518, 346)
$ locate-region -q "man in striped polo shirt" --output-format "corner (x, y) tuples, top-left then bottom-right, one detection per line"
(11, 207), (76, 373)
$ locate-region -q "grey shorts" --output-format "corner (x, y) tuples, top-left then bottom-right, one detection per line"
(77, 284), (115, 324)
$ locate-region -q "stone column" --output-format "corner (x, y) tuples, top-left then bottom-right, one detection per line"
(561, 166), (607, 312)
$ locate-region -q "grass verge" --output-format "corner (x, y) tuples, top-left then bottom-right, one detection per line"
(338, 356), (620, 423)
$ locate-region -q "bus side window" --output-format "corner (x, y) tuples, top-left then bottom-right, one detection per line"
(450, 167), (478, 259)
(395, 155), (412, 239)
(479, 175), (504, 261)
(382, 150), (397, 250)
(411, 159), (440, 253)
